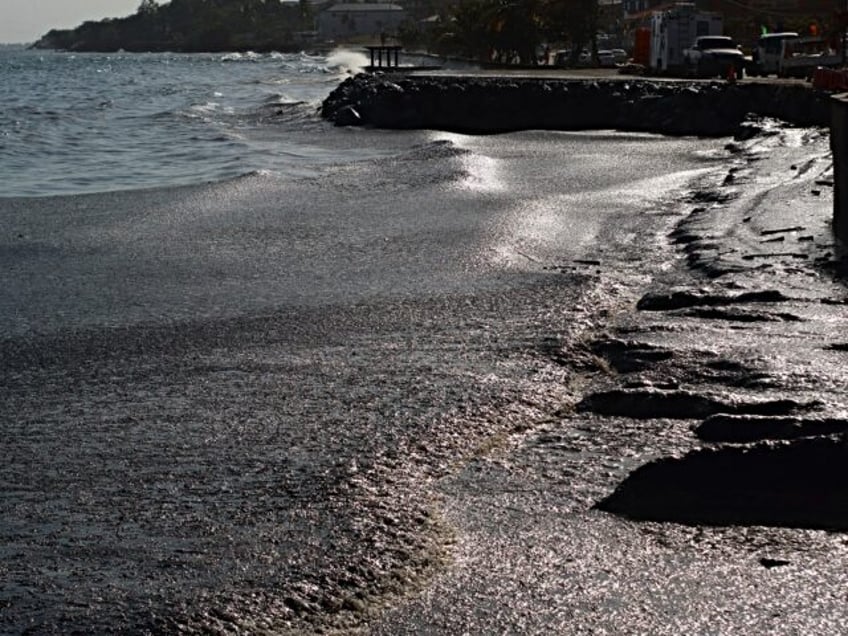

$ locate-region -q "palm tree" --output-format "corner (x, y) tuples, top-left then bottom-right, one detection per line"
(489, 0), (547, 64)
(545, 0), (599, 64)
(438, 0), (495, 60)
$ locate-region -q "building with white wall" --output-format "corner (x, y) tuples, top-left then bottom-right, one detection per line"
(317, 4), (407, 41)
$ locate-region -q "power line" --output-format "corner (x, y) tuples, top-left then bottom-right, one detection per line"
(717, 0), (834, 20)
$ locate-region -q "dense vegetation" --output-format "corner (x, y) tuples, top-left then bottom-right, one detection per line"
(32, 0), (602, 65)
(405, 0), (600, 65)
(33, 0), (315, 52)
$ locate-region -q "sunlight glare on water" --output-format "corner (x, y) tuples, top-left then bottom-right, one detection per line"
(430, 132), (507, 193)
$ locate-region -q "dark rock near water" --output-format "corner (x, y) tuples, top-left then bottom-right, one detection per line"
(577, 388), (816, 420)
(760, 225), (806, 236)
(596, 438), (848, 530)
(334, 105), (362, 127)
(759, 557), (791, 568)
(321, 74), (831, 135)
(589, 338), (674, 373)
(695, 414), (848, 443)
(694, 358), (774, 389)
(741, 251), (809, 261)
(677, 307), (802, 322)
(636, 289), (790, 311)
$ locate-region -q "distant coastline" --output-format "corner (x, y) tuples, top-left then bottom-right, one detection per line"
(31, 1), (317, 53)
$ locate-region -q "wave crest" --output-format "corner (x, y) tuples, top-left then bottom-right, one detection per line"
(325, 48), (369, 76)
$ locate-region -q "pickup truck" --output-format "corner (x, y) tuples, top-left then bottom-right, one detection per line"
(683, 35), (746, 78)
(748, 32), (798, 76)
(778, 36), (842, 78)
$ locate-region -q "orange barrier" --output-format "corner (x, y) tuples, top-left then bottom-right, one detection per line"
(812, 66), (827, 90)
(633, 28), (650, 67)
(812, 67), (848, 91)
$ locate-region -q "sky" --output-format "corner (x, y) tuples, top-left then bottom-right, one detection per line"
(1, 0), (144, 44)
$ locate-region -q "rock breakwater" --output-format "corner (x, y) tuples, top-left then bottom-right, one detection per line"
(321, 74), (831, 136)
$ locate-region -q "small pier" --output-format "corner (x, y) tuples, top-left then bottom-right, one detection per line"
(362, 45), (444, 73)
(365, 45), (402, 70)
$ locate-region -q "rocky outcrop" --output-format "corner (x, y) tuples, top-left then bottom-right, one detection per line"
(576, 388), (817, 420)
(635, 289), (791, 311)
(695, 413), (848, 443)
(595, 438), (848, 530)
(578, 273), (845, 531)
(321, 74), (832, 136)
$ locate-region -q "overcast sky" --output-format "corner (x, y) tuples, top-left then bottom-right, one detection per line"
(2, 0), (143, 44)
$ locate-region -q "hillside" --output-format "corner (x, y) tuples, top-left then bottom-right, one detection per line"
(32, 0), (315, 53)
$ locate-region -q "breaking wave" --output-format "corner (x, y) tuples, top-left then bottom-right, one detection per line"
(326, 48), (370, 75)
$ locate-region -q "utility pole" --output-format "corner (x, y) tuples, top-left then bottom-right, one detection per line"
(842, 1), (848, 65)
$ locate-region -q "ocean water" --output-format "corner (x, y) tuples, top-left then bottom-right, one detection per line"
(1, 45), (739, 633)
(1, 46), (392, 197)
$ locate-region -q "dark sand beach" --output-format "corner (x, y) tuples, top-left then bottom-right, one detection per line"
(3, 71), (848, 633)
(371, 122), (848, 634)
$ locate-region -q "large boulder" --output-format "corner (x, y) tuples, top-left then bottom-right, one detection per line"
(596, 437), (848, 530)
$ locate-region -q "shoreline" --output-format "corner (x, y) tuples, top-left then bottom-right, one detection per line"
(318, 71), (848, 630)
(5, 64), (848, 631)
(371, 124), (848, 634)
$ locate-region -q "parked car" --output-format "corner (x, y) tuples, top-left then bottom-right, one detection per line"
(683, 35), (745, 78)
(554, 47), (620, 68)
(597, 50), (616, 67)
(553, 49), (571, 67)
(611, 48), (628, 64)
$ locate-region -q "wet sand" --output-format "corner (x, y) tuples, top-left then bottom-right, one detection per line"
(1, 131), (728, 633)
(372, 129), (848, 634)
(371, 125), (848, 633)
(2, 122), (845, 633)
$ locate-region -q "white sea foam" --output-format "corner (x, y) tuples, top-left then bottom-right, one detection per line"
(221, 51), (262, 62)
(186, 101), (223, 119)
(325, 48), (369, 75)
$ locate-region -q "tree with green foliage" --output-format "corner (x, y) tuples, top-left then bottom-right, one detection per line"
(409, 0), (599, 65)
(488, 0), (548, 64)
(546, 0), (599, 64)
(137, 0), (159, 15)
(435, 0), (495, 59)
(34, 0), (600, 60)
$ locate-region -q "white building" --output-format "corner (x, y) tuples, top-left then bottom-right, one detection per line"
(317, 3), (407, 40)
(649, 3), (722, 71)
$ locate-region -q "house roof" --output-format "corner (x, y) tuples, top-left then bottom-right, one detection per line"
(625, 2), (677, 21)
(325, 3), (404, 12)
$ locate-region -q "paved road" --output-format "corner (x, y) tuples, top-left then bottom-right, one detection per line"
(409, 65), (814, 87)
